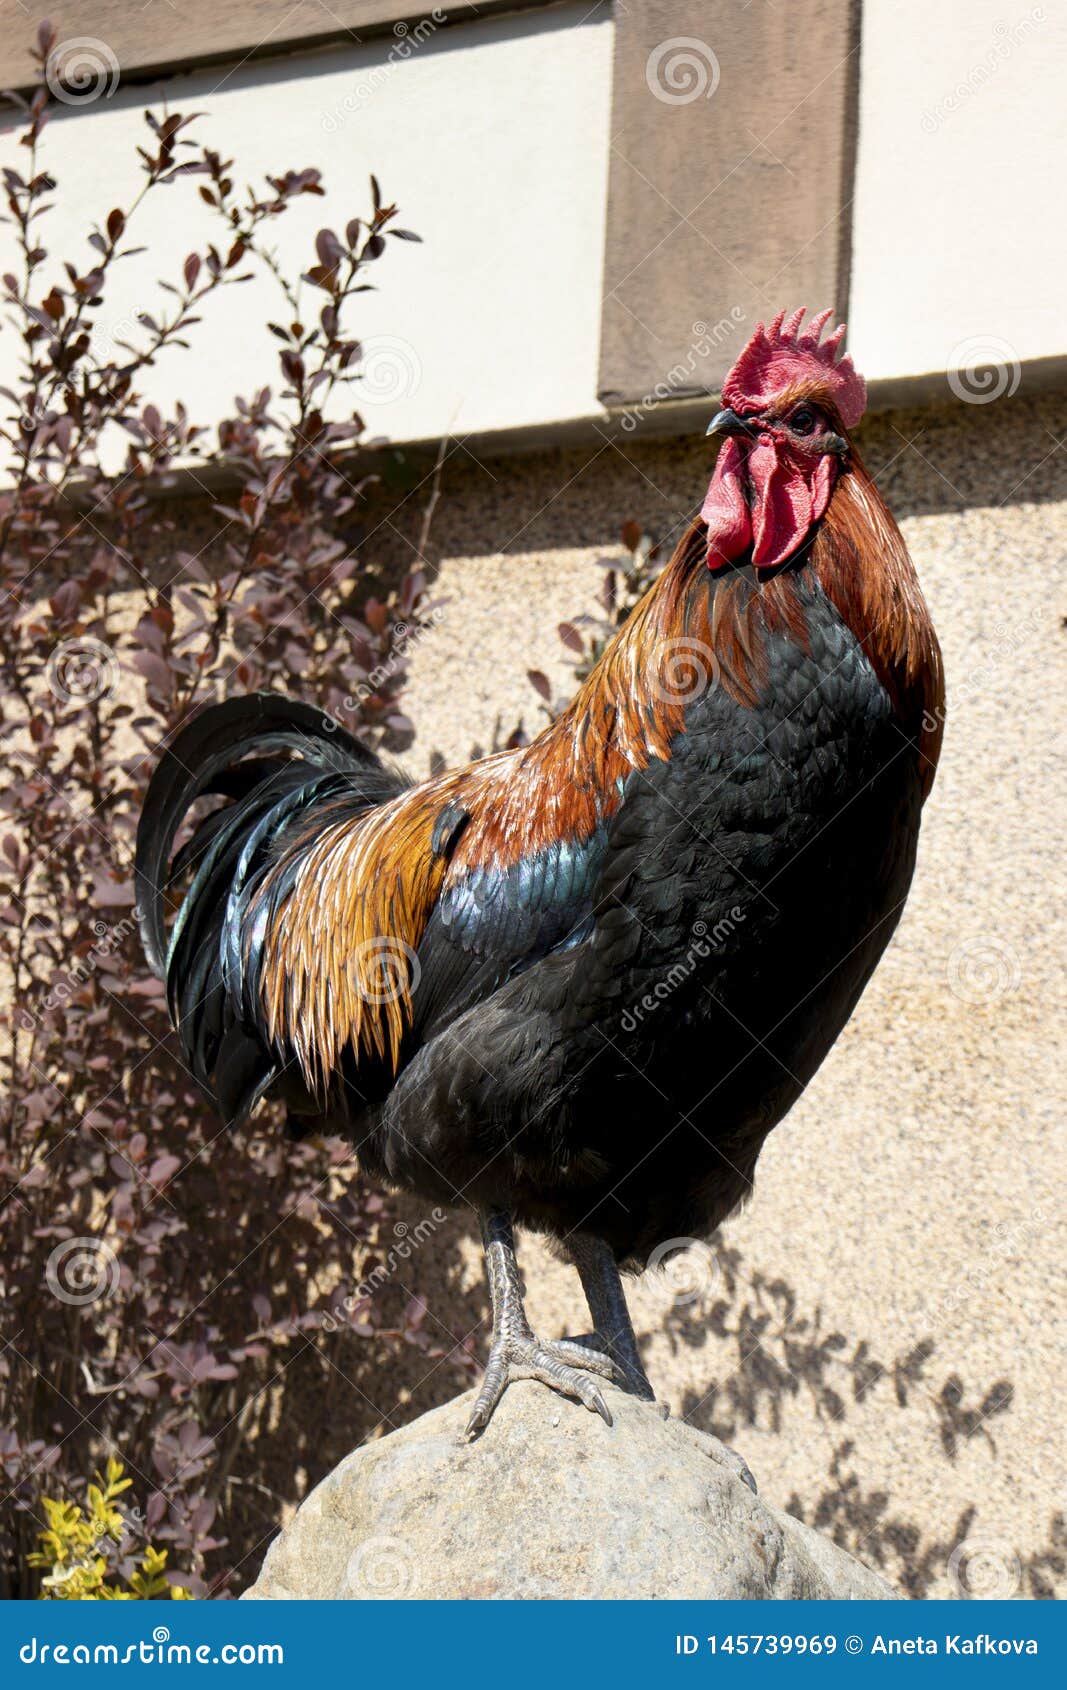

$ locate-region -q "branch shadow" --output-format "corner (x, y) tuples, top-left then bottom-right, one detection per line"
(669, 1240), (1057, 1598)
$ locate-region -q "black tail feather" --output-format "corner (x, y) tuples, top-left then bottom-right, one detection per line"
(135, 692), (404, 1127)
(136, 692), (377, 978)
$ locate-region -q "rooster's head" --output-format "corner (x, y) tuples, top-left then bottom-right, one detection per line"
(702, 307), (867, 576)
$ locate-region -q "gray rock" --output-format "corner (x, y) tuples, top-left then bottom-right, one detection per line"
(244, 1383), (898, 1600)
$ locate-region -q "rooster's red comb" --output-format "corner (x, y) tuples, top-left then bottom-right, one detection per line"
(722, 307), (867, 430)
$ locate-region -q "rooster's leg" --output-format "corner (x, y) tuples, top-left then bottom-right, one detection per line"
(570, 1233), (756, 1489)
(568, 1232), (656, 1402)
(465, 1208), (619, 1440)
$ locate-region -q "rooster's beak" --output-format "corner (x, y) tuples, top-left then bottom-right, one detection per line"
(706, 408), (756, 439)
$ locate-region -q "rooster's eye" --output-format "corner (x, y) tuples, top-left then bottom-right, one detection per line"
(789, 406), (817, 436)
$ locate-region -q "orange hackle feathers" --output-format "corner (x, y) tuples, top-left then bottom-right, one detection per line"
(252, 537), (708, 1087)
(813, 453), (944, 793)
(260, 793), (449, 1086)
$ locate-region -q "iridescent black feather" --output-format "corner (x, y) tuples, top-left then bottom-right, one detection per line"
(135, 693), (405, 1125)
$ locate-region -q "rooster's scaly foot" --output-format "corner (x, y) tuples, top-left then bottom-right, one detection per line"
(467, 1209), (622, 1440)
(465, 1331), (618, 1440)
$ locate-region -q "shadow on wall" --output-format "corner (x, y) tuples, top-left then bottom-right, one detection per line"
(226, 1202), (1064, 1599)
(355, 389), (1067, 594)
(855, 390), (1067, 521)
(669, 1241), (1062, 1600)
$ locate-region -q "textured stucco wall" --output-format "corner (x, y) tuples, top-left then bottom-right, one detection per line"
(321, 388), (1065, 1600)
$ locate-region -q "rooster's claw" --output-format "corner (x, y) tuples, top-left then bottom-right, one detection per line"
(465, 1333), (619, 1439)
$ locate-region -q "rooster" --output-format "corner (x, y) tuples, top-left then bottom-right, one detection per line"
(136, 309), (943, 1438)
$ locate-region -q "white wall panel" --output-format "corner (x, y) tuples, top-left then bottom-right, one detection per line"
(0, 4), (613, 449)
(850, 1), (1066, 384)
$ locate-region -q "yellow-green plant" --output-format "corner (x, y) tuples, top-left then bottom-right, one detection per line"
(28, 1458), (191, 1600)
